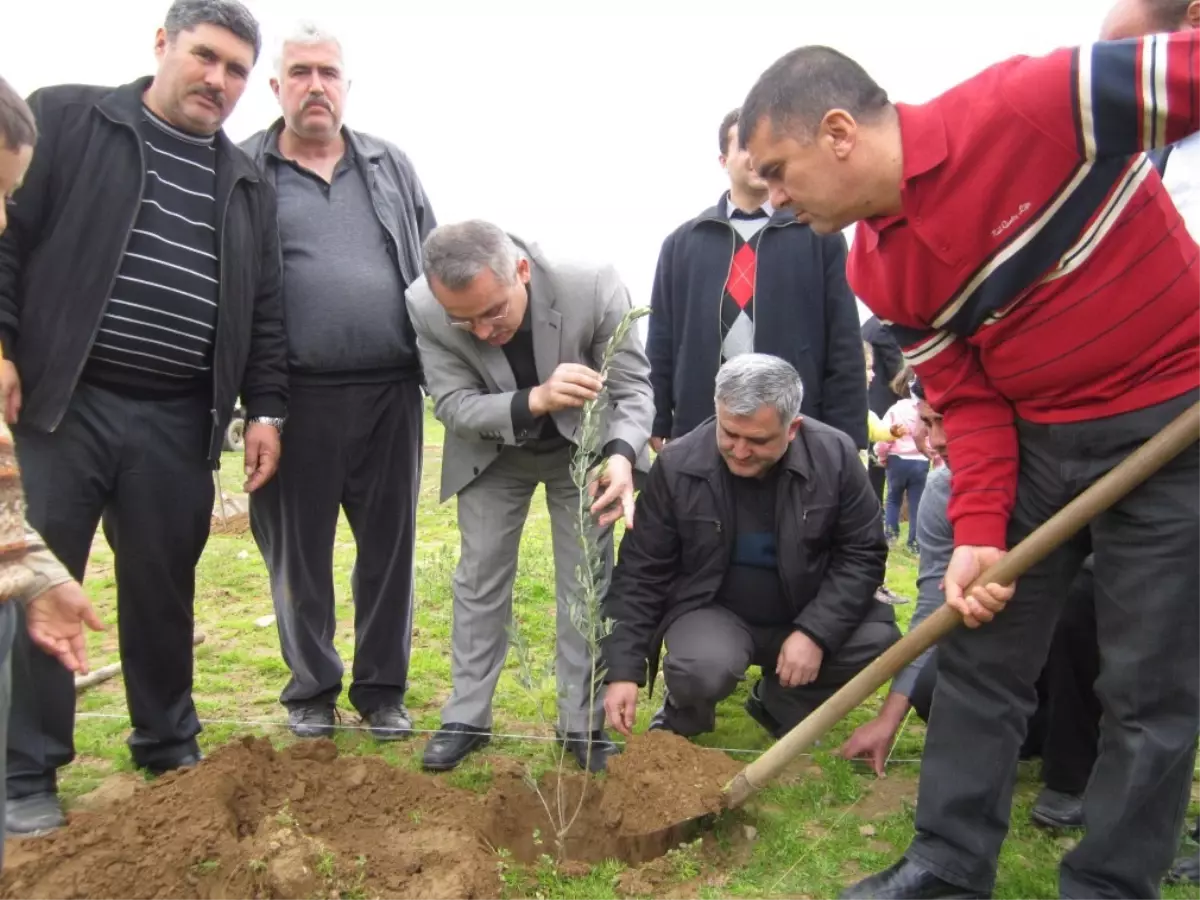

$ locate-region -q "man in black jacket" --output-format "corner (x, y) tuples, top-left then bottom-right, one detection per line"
(0, 0), (287, 835)
(646, 108), (867, 453)
(602, 354), (897, 739)
(240, 23), (435, 744)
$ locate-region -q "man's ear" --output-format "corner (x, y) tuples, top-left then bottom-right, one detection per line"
(787, 416), (803, 441)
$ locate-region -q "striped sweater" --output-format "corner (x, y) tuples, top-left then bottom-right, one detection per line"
(83, 107), (219, 396)
(848, 31), (1200, 549)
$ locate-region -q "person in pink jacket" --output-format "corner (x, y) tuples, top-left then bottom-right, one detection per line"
(874, 370), (930, 553)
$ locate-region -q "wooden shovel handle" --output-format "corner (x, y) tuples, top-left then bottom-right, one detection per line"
(725, 400), (1200, 809)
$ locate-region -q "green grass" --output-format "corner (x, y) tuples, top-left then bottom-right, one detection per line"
(64, 402), (1199, 899)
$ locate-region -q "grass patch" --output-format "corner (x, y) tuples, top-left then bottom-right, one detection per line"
(63, 402), (1198, 899)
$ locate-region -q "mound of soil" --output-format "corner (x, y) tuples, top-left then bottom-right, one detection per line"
(0, 731), (744, 900)
(210, 511), (250, 536)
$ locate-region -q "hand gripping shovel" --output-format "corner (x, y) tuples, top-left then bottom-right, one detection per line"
(717, 399), (1200, 810)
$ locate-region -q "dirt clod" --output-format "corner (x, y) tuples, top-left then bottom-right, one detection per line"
(1, 732), (745, 899)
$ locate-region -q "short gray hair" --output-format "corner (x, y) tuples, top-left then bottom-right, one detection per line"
(422, 220), (525, 291)
(714, 353), (804, 424)
(273, 21), (346, 76)
(164, 0), (262, 62)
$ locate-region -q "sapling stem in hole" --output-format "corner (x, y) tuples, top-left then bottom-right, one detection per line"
(506, 305), (650, 859)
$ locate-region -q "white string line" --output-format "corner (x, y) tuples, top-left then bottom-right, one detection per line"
(75, 711), (938, 763)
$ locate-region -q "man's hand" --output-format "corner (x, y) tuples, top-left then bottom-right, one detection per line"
(26, 581), (106, 674)
(838, 695), (909, 777)
(0, 359), (21, 425)
(243, 422), (281, 493)
(589, 455), (635, 528)
(777, 630), (824, 688)
(889, 423), (908, 438)
(944, 545), (1014, 628)
(529, 364), (603, 416)
(650, 436), (667, 454)
(604, 681), (639, 737)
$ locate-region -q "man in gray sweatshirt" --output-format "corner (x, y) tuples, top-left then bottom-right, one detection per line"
(241, 23), (436, 740)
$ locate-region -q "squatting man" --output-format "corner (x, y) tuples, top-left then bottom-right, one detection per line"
(602, 353), (899, 739)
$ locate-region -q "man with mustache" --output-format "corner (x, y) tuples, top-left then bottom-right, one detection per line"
(0, 0), (287, 835)
(241, 23), (436, 741)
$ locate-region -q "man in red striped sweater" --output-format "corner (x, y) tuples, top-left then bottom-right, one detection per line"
(741, 30), (1199, 900)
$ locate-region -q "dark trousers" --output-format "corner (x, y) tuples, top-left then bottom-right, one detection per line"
(249, 380), (422, 715)
(8, 383), (213, 796)
(1040, 563), (1101, 796)
(905, 391), (1199, 899)
(885, 455), (928, 544)
(868, 459), (887, 510)
(0, 601), (15, 858)
(907, 662), (1051, 753)
(661, 605), (901, 736)
(907, 566), (1099, 781)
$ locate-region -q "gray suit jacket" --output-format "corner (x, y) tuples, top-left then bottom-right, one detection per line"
(406, 238), (655, 502)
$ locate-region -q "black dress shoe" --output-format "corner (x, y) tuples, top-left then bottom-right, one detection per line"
(745, 680), (785, 739)
(362, 705), (413, 741)
(557, 729), (621, 773)
(840, 859), (988, 899)
(422, 723), (490, 771)
(1166, 850), (1199, 886)
(288, 703), (336, 739)
(648, 705), (676, 733)
(144, 751), (203, 778)
(1030, 787), (1083, 829)
(6, 792), (65, 835)
(648, 691), (684, 734)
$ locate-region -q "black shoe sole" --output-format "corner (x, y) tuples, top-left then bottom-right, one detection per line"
(422, 735), (490, 771)
(1030, 808), (1083, 830)
(367, 725), (414, 742)
(289, 725), (336, 739)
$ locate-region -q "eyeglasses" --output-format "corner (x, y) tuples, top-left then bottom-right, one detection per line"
(446, 299), (510, 330)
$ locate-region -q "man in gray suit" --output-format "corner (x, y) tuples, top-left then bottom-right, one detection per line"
(406, 219), (654, 772)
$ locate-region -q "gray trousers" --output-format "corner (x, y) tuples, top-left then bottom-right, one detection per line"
(250, 380), (422, 715)
(442, 445), (609, 734)
(0, 601), (15, 865)
(905, 390), (1200, 899)
(661, 605), (901, 736)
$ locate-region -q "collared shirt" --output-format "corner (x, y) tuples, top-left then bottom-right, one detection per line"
(724, 191), (774, 241)
(269, 133), (413, 379)
(847, 30), (1200, 548)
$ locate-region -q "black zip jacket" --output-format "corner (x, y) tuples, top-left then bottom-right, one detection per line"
(862, 315), (905, 417)
(601, 416), (891, 693)
(0, 77), (288, 461)
(646, 195), (868, 448)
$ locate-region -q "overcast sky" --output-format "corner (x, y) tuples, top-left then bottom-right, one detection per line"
(8, 0), (1110, 321)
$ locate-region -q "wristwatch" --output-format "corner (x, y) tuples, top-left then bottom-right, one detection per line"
(249, 416), (286, 434)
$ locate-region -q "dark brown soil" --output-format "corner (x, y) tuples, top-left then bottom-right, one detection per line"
(0, 731), (745, 900)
